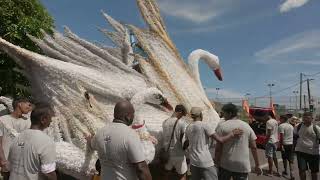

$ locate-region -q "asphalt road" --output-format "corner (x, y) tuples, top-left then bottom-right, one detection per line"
(249, 148), (319, 180)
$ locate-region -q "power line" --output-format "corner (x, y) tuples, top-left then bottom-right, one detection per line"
(254, 72), (320, 99)
(256, 79), (308, 99)
(303, 71), (320, 77)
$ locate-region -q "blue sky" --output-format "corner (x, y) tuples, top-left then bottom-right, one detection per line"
(40, 0), (320, 103)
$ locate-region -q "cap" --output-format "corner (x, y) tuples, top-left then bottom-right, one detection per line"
(190, 107), (202, 117)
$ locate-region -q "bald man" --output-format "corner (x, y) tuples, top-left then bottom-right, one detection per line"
(87, 101), (152, 180)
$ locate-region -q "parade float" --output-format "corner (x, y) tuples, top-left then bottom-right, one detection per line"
(0, 0), (223, 178)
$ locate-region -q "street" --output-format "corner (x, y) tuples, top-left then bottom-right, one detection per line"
(249, 149), (319, 179)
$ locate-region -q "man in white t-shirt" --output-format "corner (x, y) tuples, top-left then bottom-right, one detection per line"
(0, 98), (32, 180)
(184, 107), (243, 180)
(264, 112), (280, 176)
(8, 104), (57, 180)
(162, 105), (188, 180)
(279, 115), (294, 179)
(294, 112), (320, 180)
(87, 101), (152, 180)
(215, 103), (262, 180)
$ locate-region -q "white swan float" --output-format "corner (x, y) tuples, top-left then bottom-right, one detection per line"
(0, 0), (223, 178)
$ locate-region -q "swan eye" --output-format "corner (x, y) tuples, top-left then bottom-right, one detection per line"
(154, 94), (164, 101)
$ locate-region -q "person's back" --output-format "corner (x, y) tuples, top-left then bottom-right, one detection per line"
(216, 119), (256, 173)
(185, 121), (214, 168)
(92, 123), (145, 180)
(266, 118), (279, 143)
(279, 122), (293, 145)
(162, 117), (186, 156)
(9, 129), (55, 180)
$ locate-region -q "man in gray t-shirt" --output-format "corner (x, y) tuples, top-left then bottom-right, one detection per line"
(294, 112), (320, 180)
(184, 107), (243, 180)
(215, 104), (262, 180)
(87, 101), (152, 180)
(8, 104), (57, 180)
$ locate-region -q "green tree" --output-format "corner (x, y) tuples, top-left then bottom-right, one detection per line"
(0, 0), (54, 97)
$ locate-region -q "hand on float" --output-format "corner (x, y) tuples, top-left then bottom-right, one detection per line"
(149, 136), (158, 145)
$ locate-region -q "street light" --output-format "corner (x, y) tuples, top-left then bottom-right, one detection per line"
(244, 93), (251, 102)
(216, 88), (220, 101)
(293, 91), (299, 112)
(267, 83), (275, 107)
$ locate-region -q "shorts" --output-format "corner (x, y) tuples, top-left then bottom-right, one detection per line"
(218, 167), (248, 180)
(190, 165), (218, 180)
(281, 144), (294, 162)
(164, 156), (187, 175)
(296, 151), (319, 173)
(265, 143), (277, 158)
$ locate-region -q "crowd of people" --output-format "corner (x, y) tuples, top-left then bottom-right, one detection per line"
(0, 97), (319, 180)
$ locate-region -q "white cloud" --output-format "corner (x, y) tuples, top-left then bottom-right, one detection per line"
(158, 0), (275, 34)
(157, 0), (238, 23)
(158, 1), (218, 23)
(255, 30), (320, 65)
(280, 0), (310, 13)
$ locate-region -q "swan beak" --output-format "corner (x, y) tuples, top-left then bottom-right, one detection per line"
(214, 68), (223, 81)
(160, 99), (173, 111)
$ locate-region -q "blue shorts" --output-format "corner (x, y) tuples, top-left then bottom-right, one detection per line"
(265, 143), (277, 158)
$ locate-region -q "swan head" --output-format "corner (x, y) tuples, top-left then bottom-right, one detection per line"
(142, 88), (173, 111)
(188, 49), (223, 81)
(214, 68), (223, 81)
(204, 51), (223, 81)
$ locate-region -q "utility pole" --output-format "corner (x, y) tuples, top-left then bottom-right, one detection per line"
(268, 83), (275, 107)
(215, 88), (220, 102)
(307, 78), (315, 111)
(304, 95), (307, 111)
(293, 91), (299, 113)
(307, 79), (311, 110)
(300, 73), (303, 110)
(289, 96), (292, 110)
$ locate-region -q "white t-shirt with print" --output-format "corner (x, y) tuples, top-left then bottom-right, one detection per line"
(91, 122), (145, 180)
(8, 129), (56, 180)
(0, 115), (31, 159)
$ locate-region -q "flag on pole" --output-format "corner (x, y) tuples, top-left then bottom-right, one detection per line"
(270, 98), (277, 118)
(242, 100), (253, 122)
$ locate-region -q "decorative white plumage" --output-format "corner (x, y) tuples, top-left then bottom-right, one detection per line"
(0, 0), (223, 178)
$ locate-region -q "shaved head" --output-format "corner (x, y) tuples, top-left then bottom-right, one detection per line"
(114, 101), (135, 125)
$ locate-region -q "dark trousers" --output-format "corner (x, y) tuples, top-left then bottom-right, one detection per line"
(190, 165), (218, 180)
(1, 171), (10, 180)
(218, 167), (248, 180)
